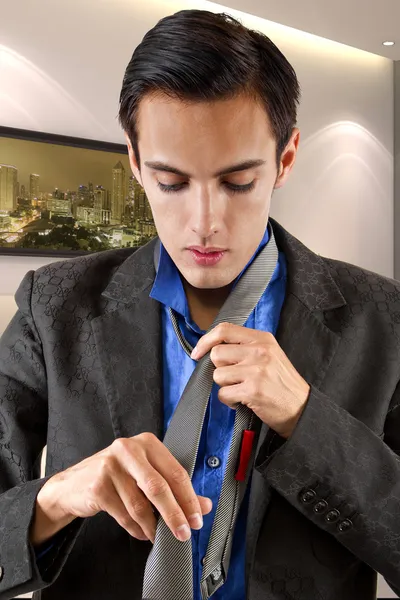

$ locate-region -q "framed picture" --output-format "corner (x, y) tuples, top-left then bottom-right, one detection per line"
(0, 126), (157, 257)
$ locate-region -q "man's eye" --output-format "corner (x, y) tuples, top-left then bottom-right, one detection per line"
(224, 181), (255, 194)
(157, 180), (256, 194)
(157, 182), (187, 193)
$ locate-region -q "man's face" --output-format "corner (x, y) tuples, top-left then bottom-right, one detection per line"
(126, 93), (299, 290)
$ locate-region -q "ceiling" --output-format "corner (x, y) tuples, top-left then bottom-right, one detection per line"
(219, 0), (400, 60)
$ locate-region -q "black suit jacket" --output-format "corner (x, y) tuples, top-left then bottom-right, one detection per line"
(0, 217), (400, 600)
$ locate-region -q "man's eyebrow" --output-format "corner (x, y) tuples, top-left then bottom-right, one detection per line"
(144, 159), (266, 178)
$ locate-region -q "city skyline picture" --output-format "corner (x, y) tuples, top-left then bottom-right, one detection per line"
(0, 127), (157, 256)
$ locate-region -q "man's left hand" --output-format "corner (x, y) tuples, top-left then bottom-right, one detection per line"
(191, 323), (311, 439)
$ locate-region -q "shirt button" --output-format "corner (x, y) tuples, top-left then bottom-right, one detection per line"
(207, 456), (221, 468)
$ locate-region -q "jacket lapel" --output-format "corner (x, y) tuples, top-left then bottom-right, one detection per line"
(91, 238), (163, 441)
(245, 217), (347, 582)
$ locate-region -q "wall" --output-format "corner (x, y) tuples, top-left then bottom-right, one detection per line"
(0, 0), (396, 598)
(395, 60), (400, 280)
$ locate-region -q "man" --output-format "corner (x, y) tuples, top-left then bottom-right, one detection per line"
(0, 8), (399, 600)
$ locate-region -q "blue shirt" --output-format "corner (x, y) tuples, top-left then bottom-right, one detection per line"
(150, 223), (287, 599)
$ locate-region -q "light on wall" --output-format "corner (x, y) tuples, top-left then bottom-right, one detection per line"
(382, 41), (395, 46)
(187, 0), (388, 64)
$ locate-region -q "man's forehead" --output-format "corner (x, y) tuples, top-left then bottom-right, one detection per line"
(136, 92), (274, 164)
(137, 91), (271, 129)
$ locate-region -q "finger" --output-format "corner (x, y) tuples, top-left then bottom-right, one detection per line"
(117, 435), (201, 541)
(218, 382), (248, 408)
(97, 479), (150, 541)
(131, 457), (194, 543)
(210, 342), (273, 368)
(112, 468), (157, 543)
(192, 323), (264, 360)
(213, 364), (246, 387)
(210, 344), (247, 367)
(198, 496), (213, 515)
(148, 448), (206, 532)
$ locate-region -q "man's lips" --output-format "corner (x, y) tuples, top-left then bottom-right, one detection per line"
(187, 246), (227, 254)
(187, 247), (226, 266)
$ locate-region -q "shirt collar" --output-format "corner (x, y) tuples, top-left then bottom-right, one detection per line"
(149, 224), (270, 320)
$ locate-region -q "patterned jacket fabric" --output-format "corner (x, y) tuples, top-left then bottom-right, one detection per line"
(0, 216), (400, 599)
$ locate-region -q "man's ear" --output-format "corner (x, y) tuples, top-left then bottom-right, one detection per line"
(274, 128), (300, 190)
(124, 132), (143, 186)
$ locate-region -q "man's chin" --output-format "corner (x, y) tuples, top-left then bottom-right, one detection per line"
(180, 267), (236, 291)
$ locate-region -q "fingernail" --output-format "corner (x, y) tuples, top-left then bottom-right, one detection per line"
(176, 524), (191, 542)
(191, 347), (198, 360)
(188, 513), (203, 530)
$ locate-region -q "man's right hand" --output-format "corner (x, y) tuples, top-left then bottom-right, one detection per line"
(30, 433), (213, 547)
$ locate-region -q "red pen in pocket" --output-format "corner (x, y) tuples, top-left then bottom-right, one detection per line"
(234, 429), (256, 482)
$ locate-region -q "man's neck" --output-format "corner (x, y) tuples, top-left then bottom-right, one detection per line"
(182, 279), (233, 331)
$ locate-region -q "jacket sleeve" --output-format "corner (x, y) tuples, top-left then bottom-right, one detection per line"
(0, 271), (84, 600)
(255, 382), (400, 597)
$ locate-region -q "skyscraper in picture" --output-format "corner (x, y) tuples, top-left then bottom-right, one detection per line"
(111, 161), (126, 223)
(30, 173), (40, 202)
(0, 164), (18, 212)
(94, 186), (110, 225)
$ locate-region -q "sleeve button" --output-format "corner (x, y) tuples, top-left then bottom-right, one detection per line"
(313, 500), (328, 514)
(325, 509), (340, 523)
(299, 489), (317, 504)
(337, 519), (353, 532)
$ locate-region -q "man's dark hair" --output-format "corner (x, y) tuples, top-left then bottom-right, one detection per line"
(118, 9), (301, 170)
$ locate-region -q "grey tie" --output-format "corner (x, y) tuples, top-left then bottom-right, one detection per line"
(142, 222), (278, 599)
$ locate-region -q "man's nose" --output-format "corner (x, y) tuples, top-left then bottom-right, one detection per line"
(189, 188), (220, 238)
